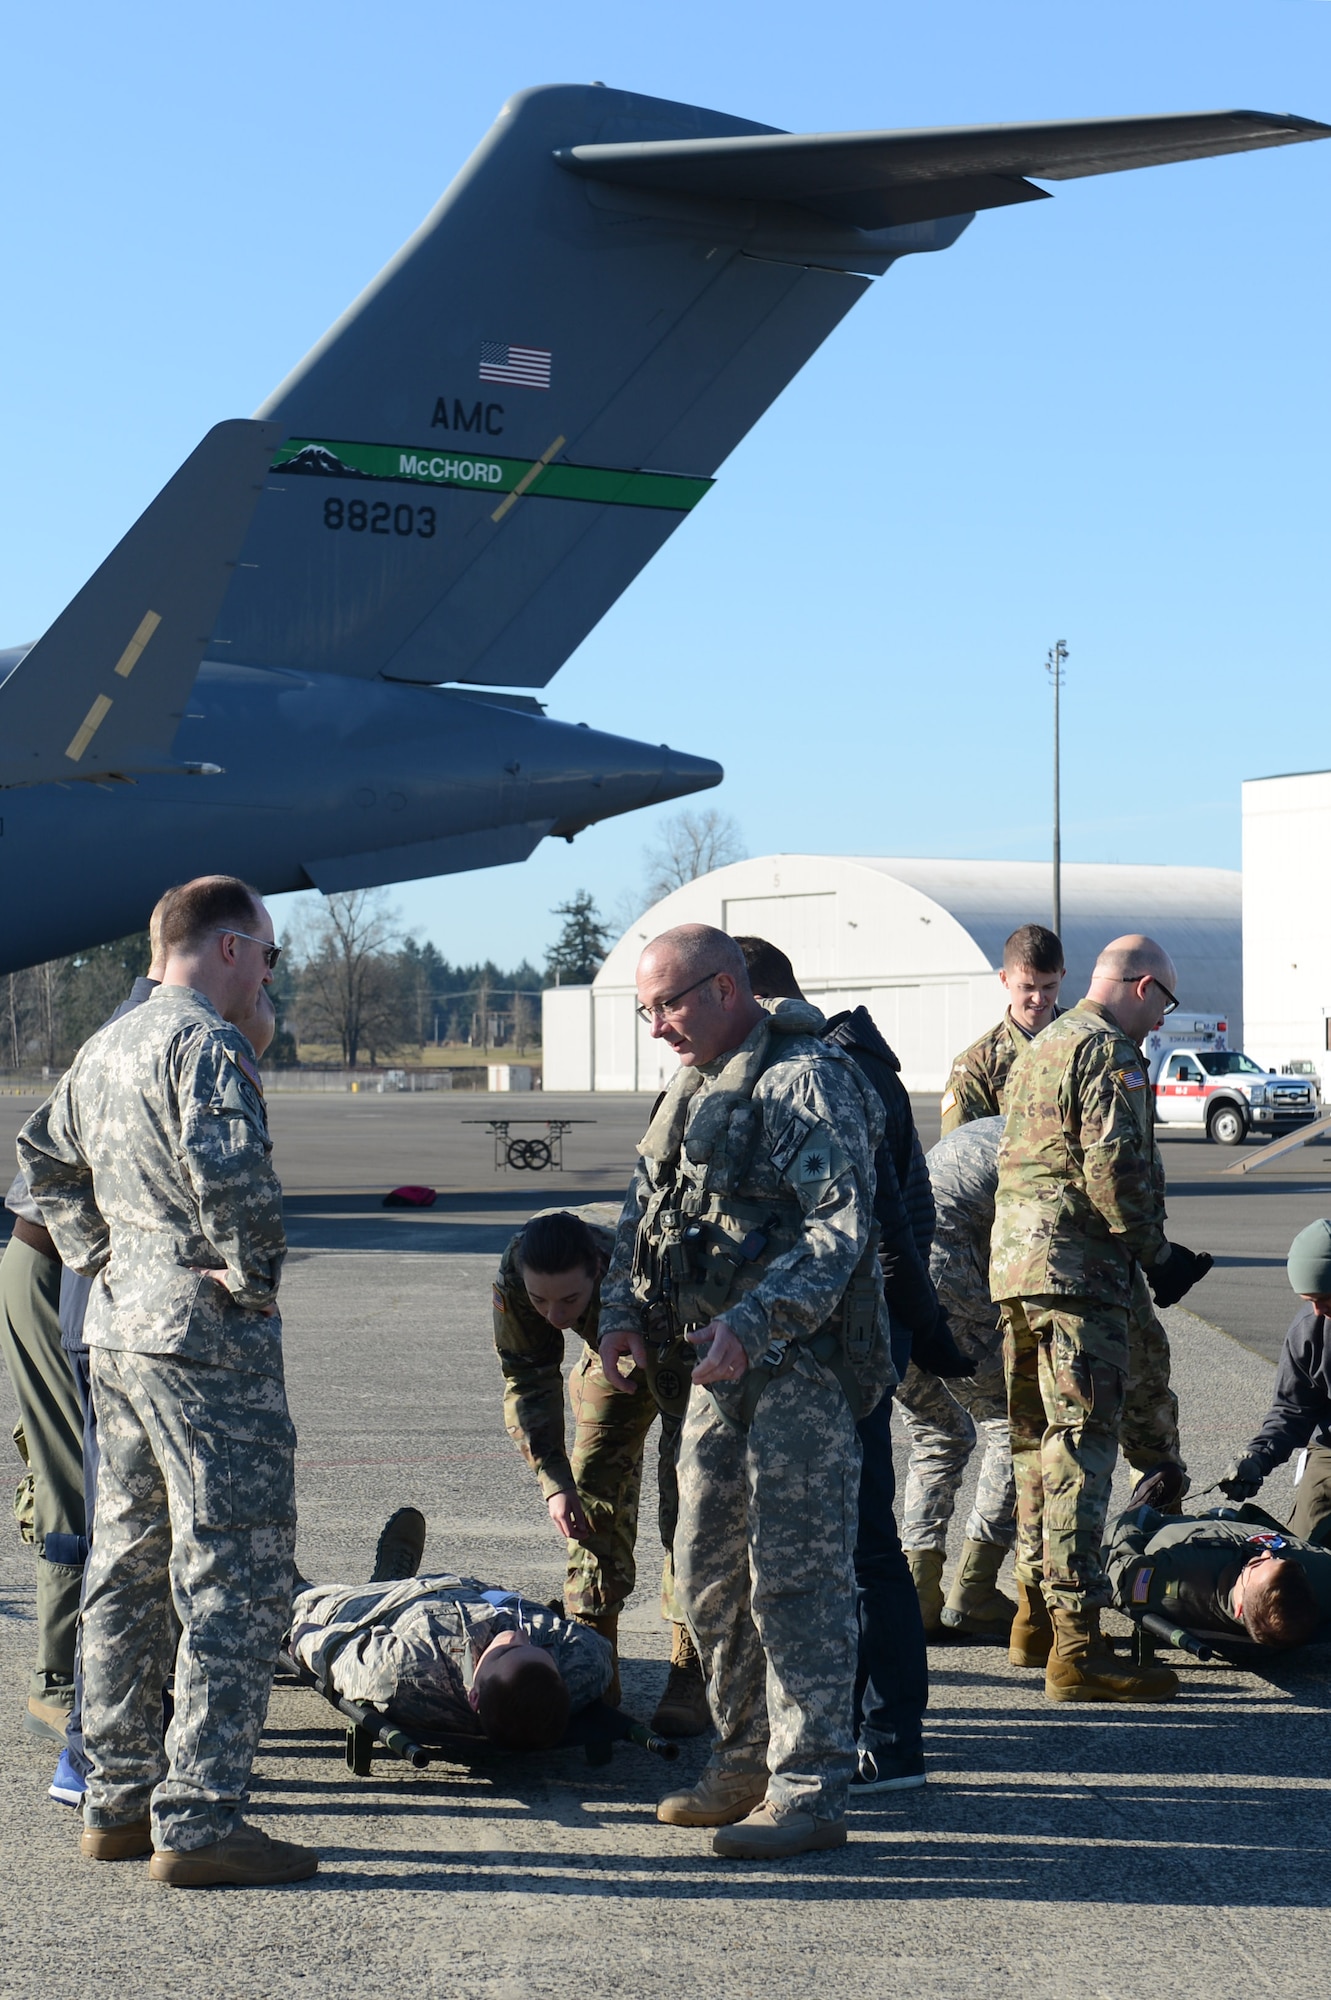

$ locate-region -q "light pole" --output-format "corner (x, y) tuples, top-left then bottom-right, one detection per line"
(1046, 640), (1069, 937)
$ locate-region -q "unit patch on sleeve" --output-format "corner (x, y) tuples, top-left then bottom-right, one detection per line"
(792, 1132), (848, 1192)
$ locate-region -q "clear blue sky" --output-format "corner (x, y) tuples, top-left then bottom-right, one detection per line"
(4, 2), (1328, 968)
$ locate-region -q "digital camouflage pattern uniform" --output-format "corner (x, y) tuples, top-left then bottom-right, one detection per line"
(897, 1118), (1015, 1552)
(288, 1572), (613, 1731)
(602, 999), (889, 1822)
(493, 1214), (688, 1621)
(899, 1119), (1184, 1555)
(939, 1012), (1037, 1137)
(989, 999), (1168, 1612)
(18, 985), (293, 1852)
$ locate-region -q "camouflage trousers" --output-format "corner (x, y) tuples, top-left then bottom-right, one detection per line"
(1122, 1271), (1184, 1475)
(566, 1345), (681, 1623)
(673, 1365), (861, 1820)
(82, 1348), (296, 1849)
(0, 1236), (85, 1703)
(894, 1316), (1015, 1552)
(1002, 1296), (1127, 1611)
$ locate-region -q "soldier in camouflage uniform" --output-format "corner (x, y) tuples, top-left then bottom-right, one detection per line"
(940, 923), (1065, 1137)
(493, 1206), (706, 1733)
(902, 1119), (1190, 1638)
(897, 1117), (1016, 1635)
(599, 926), (890, 1861)
(18, 876), (316, 1887)
(990, 934), (1211, 1702)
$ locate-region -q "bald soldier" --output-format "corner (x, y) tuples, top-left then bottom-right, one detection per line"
(990, 935), (1212, 1703)
(599, 924), (890, 1859)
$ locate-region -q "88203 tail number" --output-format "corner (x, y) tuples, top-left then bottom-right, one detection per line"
(323, 497), (436, 539)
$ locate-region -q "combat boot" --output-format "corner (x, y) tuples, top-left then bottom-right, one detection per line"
(650, 1622), (711, 1738)
(940, 1539), (1017, 1640)
(149, 1820), (318, 1887)
(81, 1818), (153, 1861)
(905, 1548), (946, 1638)
(574, 1611), (621, 1707)
(657, 1759), (768, 1827)
(1045, 1606), (1179, 1703)
(1008, 1577), (1054, 1667)
(370, 1506), (427, 1582)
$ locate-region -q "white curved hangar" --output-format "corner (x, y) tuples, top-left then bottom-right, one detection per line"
(542, 854), (1241, 1093)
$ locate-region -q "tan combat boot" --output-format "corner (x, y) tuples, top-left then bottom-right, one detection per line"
(1045, 1605), (1179, 1703)
(573, 1611), (621, 1707)
(650, 1622), (711, 1739)
(905, 1548), (946, 1638)
(1008, 1578), (1054, 1667)
(941, 1540), (1018, 1640)
(657, 1760), (768, 1827)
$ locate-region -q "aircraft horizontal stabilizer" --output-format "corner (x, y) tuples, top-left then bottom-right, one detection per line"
(557, 110), (1331, 229)
(0, 419), (281, 787)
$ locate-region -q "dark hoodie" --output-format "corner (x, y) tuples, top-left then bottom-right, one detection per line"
(822, 1006), (939, 1343)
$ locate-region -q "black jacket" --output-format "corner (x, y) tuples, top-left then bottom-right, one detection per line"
(822, 1006), (938, 1339)
(1245, 1304), (1331, 1475)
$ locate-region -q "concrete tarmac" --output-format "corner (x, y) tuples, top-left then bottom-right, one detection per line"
(1, 1092), (1329, 1996)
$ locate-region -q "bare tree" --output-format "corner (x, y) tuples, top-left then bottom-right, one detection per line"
(290, 890), (406, 1068)
(642, 807), (746, 905)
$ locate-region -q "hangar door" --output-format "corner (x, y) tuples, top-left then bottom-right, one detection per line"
(722, 893), (837, 980)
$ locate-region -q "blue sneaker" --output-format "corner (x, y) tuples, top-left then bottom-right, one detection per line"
(49, 1748), (86, 1807)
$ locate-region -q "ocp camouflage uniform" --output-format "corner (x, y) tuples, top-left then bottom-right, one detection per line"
(493, 1216), (688, 1621)
(898, 1119), (1183, 1554)
(18, 985), (293, 1852)
(990, 999), (1167, 1611)
(939, 1012), (1037, 1137)
(601, 998), (889, 1822)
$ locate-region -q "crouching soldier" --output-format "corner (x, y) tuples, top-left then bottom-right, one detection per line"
(492, 1208), (707, 1735)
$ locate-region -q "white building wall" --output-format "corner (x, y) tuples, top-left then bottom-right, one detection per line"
(543, 852), (1242, 1094)
(540, 985), (593, 1090)
(1242, 772), (1331, 1073)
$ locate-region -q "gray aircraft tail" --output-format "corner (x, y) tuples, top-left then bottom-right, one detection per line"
(0, 420), (279, 787)
(210, 87), (1326, 694)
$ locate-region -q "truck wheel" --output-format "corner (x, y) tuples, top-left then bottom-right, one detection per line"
(1207, 1102), (1247, 1147)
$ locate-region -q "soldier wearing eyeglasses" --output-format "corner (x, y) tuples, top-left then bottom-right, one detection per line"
(18, 875), (316, 1887)
(598, 924), (891, 1861)
(989, 935), (1211, 1704)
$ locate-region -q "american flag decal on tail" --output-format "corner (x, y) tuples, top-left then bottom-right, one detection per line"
(479, 342), (552, 388)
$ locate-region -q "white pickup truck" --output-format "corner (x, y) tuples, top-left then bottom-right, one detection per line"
(1151, 1046), (1320, 1146)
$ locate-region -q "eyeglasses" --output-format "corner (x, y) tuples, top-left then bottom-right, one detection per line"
(1113, 973), (1178, 1016)
(636, 970), (721, 1025)
(216, 929), (281, 970)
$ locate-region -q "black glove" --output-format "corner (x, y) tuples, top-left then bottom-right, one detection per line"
(910, 1309), (977, 1380)
(1217, 1455), (1264, 1502)
(1148, 1242), (1214, 1310)
(1127, 1461), (1189, 1512)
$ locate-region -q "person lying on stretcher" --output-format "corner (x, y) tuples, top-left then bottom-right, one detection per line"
(285, 1508), (613, 1751)
(1104, 1501), (1331, 1651)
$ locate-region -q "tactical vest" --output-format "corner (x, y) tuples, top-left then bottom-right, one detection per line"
(628, 1011), (891, 1427)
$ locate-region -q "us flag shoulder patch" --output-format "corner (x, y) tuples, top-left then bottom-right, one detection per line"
(1115, 1067), (1146, 1091)
(226, 1046), (264, 1098)
(1131, 1566), (1154, 1604)
(492, 1284), (506, 1313)
(480, 342), (552, 389)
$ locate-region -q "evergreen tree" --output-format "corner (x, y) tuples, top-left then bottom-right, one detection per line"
(545, 891), (612, 985)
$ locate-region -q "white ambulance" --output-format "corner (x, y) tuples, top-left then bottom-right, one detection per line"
(1145, 1016), (1320, 1145)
